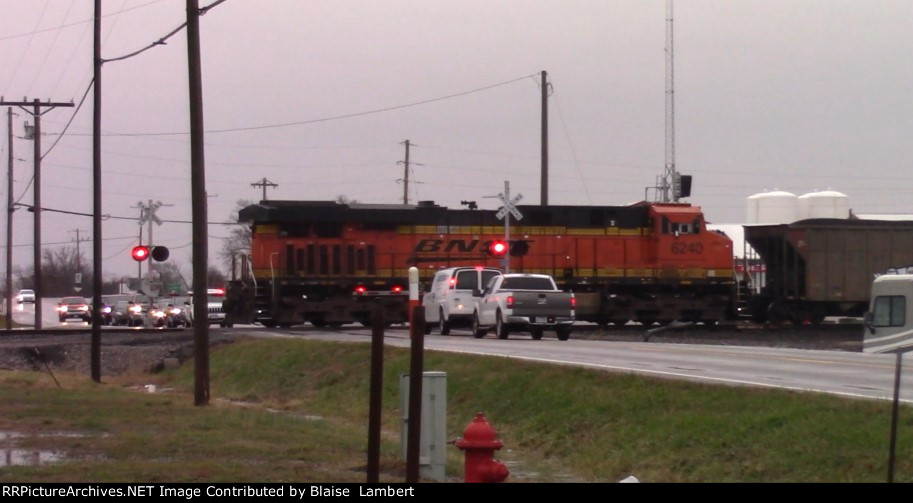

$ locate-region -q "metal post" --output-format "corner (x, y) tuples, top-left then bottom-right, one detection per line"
(504, 182), (511, 274)
(405, 305), (425, 483)
(888, 351), (903, 483)
(366, 305), (384, 483)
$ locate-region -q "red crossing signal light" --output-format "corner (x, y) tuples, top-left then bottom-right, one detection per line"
(489, 240), (508, 257)
(131, 245), (170, 262)
(131, 245), (150, 262)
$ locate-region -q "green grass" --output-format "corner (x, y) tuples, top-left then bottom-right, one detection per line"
(1, 337), (911, 482)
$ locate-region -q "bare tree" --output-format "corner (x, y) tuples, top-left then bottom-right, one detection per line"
(16, 246), (86, 296)
(207, 267), (226, 287)
(220, 199), (253, 272)
(152, 261), (189, 295)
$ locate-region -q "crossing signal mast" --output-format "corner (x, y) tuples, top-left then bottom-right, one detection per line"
(650, 0), (692, 203)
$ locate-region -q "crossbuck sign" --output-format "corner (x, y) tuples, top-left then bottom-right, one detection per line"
(495, 181), (522, 273)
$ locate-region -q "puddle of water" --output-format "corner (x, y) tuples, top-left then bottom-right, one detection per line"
(0, 430), (98, 467)
(0, 449), (66, 467)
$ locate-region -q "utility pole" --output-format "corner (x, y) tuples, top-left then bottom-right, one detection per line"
(0, 98), (75, 329)
(401, 140), (410, 204)
(250, 177), (277, 201)
(187, 0), (210, 407)
(5, 108), (13, 331)
(69, 229), (90, 275)
(540, 70), (549, 206)
(91, 0), (103, 382)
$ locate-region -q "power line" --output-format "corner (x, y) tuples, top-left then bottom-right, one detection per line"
(84, 74), (539, 137)
(101, 0), (228, 64)
(0, 0), (167, 42)
(12, 202), (245, 225)
(40, 78), (93, 160)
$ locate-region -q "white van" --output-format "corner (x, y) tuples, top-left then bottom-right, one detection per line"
(423, 267), (501, 334)
(863, 273), (913, 353)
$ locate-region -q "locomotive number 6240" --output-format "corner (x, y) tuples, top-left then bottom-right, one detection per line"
(671, 242), (704, 254)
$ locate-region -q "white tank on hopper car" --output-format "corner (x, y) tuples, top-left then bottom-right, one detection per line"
(797, 190), (850, 220)
(746, 190), (798, 224)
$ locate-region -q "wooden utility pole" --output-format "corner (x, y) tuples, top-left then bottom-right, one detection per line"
(0, 98), (74, 329)
(401, 139), (410, 204)
(187, 0), (210, 406)
(250, 177), (277, 201)
(5, 108), (13, 331)
(91, 0), (103, 382)
(540, 70), (549, 206)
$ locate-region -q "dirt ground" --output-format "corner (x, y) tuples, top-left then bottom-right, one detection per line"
(0, 330), (237, 377)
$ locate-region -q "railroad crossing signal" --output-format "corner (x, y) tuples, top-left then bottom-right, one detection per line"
(495, 190), (523, 222)
(131, 245), (169, 262)
(492, 181), (523, 273)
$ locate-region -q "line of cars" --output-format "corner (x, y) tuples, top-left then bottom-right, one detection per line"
(52, 288), (230, 328)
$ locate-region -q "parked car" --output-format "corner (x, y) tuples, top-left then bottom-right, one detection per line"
(57, 296), (92, 323)
(16, 289), (35, 304)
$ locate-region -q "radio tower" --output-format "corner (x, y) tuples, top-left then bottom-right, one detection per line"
(663, 0), (677, 203)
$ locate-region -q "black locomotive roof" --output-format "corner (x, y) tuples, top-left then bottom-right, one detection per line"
(239, 200), (651, 229)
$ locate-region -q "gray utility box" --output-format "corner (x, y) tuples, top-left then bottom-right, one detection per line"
(399, 371), (447, 481)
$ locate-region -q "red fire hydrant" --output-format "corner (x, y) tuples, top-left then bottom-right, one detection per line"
(454, 412), (510, 483)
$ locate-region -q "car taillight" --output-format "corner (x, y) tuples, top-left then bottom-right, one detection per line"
(392, 286), (402, 293)
(507, 295), (514, 308)
(449, 278), (456, 289)
(571, 297), (576, 308)
(354, 286), (366, 294)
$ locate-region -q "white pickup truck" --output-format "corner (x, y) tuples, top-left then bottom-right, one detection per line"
(471, 273), (575, 340)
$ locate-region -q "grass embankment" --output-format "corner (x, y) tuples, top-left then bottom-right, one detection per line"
(0, 337), (911, 482)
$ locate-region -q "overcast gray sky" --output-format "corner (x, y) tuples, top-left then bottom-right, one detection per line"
(1, 0), (912, 280)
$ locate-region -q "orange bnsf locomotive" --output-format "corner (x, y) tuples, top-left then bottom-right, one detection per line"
(224, 200), (736, 327)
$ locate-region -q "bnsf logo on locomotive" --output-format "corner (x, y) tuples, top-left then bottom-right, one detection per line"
(414, 238), (530, 255)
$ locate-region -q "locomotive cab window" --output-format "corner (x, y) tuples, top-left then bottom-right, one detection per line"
(661, 217), (700, 235)
(872, 295), (905, 327)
